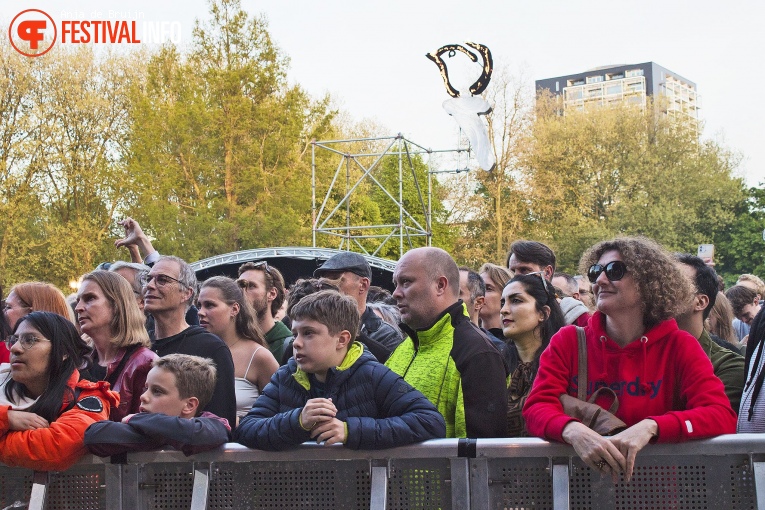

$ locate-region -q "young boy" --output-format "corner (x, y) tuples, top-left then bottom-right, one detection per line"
(85, 354), (231, 456)
(234, 290), (445, 451)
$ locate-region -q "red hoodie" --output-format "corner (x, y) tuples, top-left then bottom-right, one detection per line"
(523, 312), (736, 443)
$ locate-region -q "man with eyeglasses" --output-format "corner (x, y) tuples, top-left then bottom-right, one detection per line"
(237, 261), (292, 363)
(674, 254), (745, 415)
(313, 252), (403, 354)
(142, 255), (237, 427)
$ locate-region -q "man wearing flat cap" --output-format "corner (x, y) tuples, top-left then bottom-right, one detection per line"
(314, 252), (403, 360)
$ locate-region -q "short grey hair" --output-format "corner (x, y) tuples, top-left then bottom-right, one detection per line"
(156, 255), (198, 307)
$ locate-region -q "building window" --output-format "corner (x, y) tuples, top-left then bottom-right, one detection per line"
(568, 78), (585, 86)
(555, 81), (559, 92)
(586, 75), (604, 84)
(606, 72), (624, 81)
(625, 69), (644, 77)
(606, 84), (623, 95)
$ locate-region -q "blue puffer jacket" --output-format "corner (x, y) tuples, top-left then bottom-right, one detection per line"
(234, 342), (446, 451)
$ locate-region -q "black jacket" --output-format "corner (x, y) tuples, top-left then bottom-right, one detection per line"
(152, 326), (237, 427)
(85, 412), (230, 456)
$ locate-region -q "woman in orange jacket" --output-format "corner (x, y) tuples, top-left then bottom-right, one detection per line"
(0, 311), (118, 471)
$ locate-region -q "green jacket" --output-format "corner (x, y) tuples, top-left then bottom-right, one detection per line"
(265, 321), (293, 362)
(698, 329), (745, 414)
(386, 301), (507, 438)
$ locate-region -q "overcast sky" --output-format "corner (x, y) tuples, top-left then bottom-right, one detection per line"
(9, 0), (765, 185)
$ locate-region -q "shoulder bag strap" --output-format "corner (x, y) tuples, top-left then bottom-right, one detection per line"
(576, 326), (587, 401)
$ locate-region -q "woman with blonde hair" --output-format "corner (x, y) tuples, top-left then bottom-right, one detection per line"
(707, 292), (742, 351)
(198, 276), (279, 422)
(3, 282), (76, 364)
(478, 263), (513, 338)
(524, 237), (736, 482)
(75, 271), (157, 421)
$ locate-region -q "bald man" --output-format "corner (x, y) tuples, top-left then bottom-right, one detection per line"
(386, 247), (508, 438)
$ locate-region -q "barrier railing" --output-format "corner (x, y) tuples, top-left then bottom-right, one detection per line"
(3, 434), (764, 509)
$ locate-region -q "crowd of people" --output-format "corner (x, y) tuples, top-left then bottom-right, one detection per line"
(0, 216), (763, 483)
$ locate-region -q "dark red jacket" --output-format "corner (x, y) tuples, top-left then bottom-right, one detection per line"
(104, 346), (157, 422)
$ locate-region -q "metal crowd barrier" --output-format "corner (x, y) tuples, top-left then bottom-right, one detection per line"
(2, 434), (764, 509)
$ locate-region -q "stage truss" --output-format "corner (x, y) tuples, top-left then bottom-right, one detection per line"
(311, 134), (466, 259)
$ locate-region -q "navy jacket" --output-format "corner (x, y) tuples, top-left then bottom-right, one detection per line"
(85, 412), (231, 457)
(234, 342), (446, 451)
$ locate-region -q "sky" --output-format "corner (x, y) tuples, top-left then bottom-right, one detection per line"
(7, 0), (765, 185)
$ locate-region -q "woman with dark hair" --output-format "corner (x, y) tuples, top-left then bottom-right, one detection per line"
(523, 237), (736, 482)
(0, 311), (117, 471)
(501, 273), (565, 436)
(198, 276), (279, 423)
(75, 271), (157, 421)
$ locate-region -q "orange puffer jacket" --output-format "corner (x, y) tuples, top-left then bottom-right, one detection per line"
(0, 369), (119, 471)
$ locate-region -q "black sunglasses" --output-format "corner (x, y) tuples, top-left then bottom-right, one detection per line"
(588, 261), (628, 283)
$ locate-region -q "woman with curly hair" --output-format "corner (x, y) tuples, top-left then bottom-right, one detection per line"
(523, 237), (736, 482)
(501, 273), (565, 436)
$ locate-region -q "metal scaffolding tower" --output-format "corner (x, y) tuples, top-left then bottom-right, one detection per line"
(311, 134), (465, 259)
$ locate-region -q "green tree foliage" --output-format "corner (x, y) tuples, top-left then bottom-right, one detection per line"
(714, 186), (765, 283)
(521, 97), (745, 272)
(0, 43), (139, 289)
(125, 0), (336, 262)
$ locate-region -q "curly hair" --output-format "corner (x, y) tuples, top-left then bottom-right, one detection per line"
(578, 237), (694, 329)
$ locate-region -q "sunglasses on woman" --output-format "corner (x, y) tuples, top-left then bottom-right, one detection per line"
(587, 261), (628, 283)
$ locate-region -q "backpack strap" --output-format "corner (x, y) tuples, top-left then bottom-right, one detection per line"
(576, 326), (587, 401)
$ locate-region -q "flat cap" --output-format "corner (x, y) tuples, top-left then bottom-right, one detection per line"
(314, 252), (372, 280)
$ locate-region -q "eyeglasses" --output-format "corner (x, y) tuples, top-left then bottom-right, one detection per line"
(503, 270), (552, 299)
(252, 260), (270, 274)
(588, 261), (628, 283)
(140, 273), (188, 289)
(526, 270), (551, 294)
(6, 333), (51, 351)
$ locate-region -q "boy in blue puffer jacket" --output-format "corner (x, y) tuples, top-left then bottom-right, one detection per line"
(234, 290), (446, 450)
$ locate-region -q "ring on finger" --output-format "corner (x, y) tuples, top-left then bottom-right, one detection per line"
(595, 459), (607, 470)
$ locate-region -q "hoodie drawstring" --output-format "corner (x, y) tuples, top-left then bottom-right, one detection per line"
(599, 336), (608, 380)
(640, 336), (651, 395)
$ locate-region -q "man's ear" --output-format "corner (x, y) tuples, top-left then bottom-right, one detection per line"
(182, 396), (200, 418)
(435, 275), (449, 296)
(695, 294), (709, 314)
(266, 286), (278, 304)
(474, 295), (485, 313)
(337, 330), (352, 350)
(543, 266), (554, 282)
(571, 291), (581, 301)
(358, 277), (370, 295)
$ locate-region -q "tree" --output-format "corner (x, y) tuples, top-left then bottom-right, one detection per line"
(445, 66), (534, 268)
(0, 43), (139, 289)
(518, 96), (745, 272)
(714, 185), (765, 284)
(125, 0), (336, 262)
